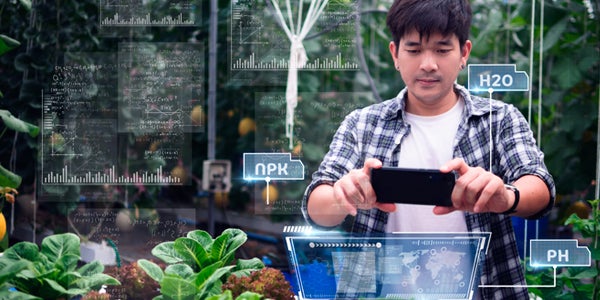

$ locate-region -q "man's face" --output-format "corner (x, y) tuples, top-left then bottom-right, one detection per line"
(389, 30), (471, 115)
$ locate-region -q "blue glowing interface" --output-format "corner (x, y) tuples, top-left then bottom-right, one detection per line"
(283, 231), (490, 300)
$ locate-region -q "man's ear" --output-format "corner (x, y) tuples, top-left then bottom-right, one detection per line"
(461, 40), (472, 65)
(389, 41), (399, 66)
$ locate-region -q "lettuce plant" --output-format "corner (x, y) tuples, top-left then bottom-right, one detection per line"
(0, 233), (120, 299)
(138, 228), (264, 300)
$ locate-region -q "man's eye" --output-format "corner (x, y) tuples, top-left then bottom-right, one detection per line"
(407, 49), (420, 54)
(438, 49), (451, 53)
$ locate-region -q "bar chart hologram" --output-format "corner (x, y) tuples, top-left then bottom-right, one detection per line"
(230, 0), (361, 73)
(100, 13), (196, 27)
(99, 0), (199, 27)
(43, 165), (181, 185)
(41, 51), (193, 186)
(231, 52), (359, 70)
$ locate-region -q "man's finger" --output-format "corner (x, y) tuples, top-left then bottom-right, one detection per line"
(375, 202), (396, 213)
(441, 157), (469, 176)
(363, 158), (383, 176)
(433, 205), (456, 215)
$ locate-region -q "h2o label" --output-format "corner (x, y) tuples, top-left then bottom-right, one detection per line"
(468, 64), (529, 93)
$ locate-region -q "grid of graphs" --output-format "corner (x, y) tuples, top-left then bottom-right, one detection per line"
(230, 0), (361, 71)
(42, 44), (204, 186)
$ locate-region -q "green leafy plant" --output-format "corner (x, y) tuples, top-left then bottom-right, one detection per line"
(222, 267), (295, 299)
(527, 199), (599, 299)
(138, 228), (264, 300)
(0, 258), (35, 299)
(0, 232), (120, 299)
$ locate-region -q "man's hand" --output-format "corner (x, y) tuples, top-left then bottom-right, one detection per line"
(433, 158), (514, 215)
(333, 158), (397, 216)
(307, 158), (396, 227)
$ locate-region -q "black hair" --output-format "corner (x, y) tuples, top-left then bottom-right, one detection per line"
(386, 0), (472, 49)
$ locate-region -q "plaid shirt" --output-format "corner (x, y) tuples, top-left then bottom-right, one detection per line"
(302, 84), (555, 299)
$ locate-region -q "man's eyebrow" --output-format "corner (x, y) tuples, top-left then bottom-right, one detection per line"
(402, 39), (454, 47)
(436, 39), (454, 46)
(402, 40), (421, 47)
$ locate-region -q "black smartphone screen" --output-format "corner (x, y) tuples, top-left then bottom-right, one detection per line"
(371, 167), (455, 206)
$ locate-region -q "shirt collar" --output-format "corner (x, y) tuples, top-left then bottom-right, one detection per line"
(384, 83), (491, 120)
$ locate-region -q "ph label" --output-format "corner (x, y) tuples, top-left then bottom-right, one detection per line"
(468, 64), (529, 93)
(530, 239), (591, 267)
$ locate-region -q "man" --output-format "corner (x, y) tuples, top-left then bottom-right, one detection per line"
(302, 0), (555, 299)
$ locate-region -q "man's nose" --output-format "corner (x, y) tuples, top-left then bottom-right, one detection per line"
(420, 52), (438, 72)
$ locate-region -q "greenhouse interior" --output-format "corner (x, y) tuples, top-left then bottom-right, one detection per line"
(0, 0), (598, 299)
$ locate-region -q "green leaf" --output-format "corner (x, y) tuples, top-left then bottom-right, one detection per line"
(152, 241), (185, 264)
(19, 0), (32, 11)
(0, 35), (20, 56)
(56, 253), (80, 273)
(543, 17), (568, 52)
(3, 241), (40, 262)
(568, 267), (598, 279)
(40, 278), (70, 299)
(230, 258), (264, 278)
(160, 274), (198, 300)
(0, 109), (40, 137)
(236, 291), (263, 300)
(0, 290), (41, 300)
(77, 260), (104, 277)
(0, 164), (22, 189)
(138, 259), (164, 283)
(206, 290), (233, 300)
(565, 213), (595, 237)
(165, 264), (195, 279)
(195, 263), (222, 287)
(211, 233), (230, 263)
(552, 57), (583, 90)
(196, 264), (235, 299)
(57, 271), (82, 288)
(186, 230), (214, 249)
(174, 237), (207, 269)
(40, 233), (80, 272)
(221, 229), (247, 262)
(0, 260), (29, 285)
(78, 272), (120, 290)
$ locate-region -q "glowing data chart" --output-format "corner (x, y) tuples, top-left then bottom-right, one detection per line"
(283, 229), (491, 300)
(230, 0), (360, 71)
(41, 50), (195, 186)
(99, 0), (199, 27)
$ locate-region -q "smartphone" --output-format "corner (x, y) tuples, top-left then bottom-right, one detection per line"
(371, 167), (455, 206)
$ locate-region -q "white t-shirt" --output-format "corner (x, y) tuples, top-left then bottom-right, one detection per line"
(385, 99), (468, 233)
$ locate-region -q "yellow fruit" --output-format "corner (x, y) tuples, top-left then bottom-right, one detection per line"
(214, 192), (229, 208)
(170, 166), (188, 183)
(149, 140), (161, 152)
(292, 142), (302, 156)
(0, 213), (6, 241)
(238, 117), (256, 136)
(191, 105), (205, 125)
(261, 185), (279, 205)
(567, 201), (591, 219)
(116, 209), (134, 232)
